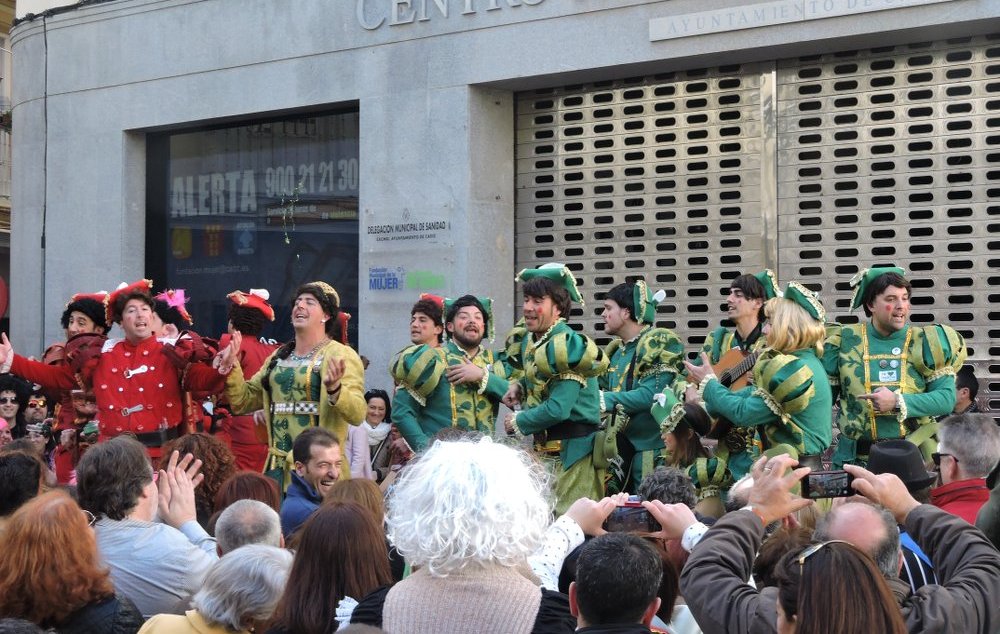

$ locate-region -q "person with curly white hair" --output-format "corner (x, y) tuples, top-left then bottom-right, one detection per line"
(349, 437), (616, 634)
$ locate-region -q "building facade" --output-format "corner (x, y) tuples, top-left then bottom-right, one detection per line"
(9, 0), (999, 406)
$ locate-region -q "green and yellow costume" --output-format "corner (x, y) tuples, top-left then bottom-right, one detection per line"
(514, 318), (609, 514)
(701, 348), (833, 479)
(824, 321), (965, 466)
(600, 324), (684, 493)
(824, 266), (966, 467)
(224, 340), (367, 490)
(390, 339), (508, 451)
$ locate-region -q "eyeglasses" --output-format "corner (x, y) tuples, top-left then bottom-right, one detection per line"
(82, 510), (98, 527)
(798, 540), (851, 574)
(27, 400), (46, 409)
(931, 452), (958, 467)
(0, 397), (16, 404)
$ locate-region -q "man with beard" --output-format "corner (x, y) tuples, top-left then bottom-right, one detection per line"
(824, 266), (966, 467)
(599, 280), (684, 494)
(502, 264), (609, 514)
(391, 295), (508, 451)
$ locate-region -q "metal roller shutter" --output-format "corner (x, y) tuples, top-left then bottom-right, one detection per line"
(515, 34), (999, 412)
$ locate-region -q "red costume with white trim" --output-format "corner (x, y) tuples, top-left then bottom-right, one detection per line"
(10, 337), (225, 459)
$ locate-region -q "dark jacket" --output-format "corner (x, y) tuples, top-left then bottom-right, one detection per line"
(57, 594), (144, 634)
(975, 459), (1000, 550)
(680, 505), (1000, 634)
(279, 472), (322, 538)
(577, 624), (655, 633)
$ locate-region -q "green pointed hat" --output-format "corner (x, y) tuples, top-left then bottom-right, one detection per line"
(515, 263), (584, 306)
(443, 295), (495, 342)
(652, 389), (686, 434)
(782, 281), (826, 322)
(850, 266), (906, 310)
(633, 280), (667, 325)
(753, 269), (783, 300)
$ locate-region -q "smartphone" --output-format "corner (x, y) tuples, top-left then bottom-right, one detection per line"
(602, 496), (659, 532)
(801, 470), (855, 499)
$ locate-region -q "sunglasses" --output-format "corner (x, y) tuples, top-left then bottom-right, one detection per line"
(931, 452), (958, 467)
(798, 540), (851, 575)
(0, 397), (17, 404)
(82, 509), (98, 527)
(27, 400), (47, 409)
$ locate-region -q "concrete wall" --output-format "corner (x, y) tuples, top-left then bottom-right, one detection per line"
(9, 0), (998, 380)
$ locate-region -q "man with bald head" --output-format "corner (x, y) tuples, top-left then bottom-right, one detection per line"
(814, 502), (906, 597)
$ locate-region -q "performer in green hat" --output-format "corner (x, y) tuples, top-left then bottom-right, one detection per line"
(390, 294), (508, 450)
(502, 263), (609, 514)
(684, 282), (833, 478)
(684, 270), (782, 470)
(598, 280), (684, 494)
(823, 266), (966, 467)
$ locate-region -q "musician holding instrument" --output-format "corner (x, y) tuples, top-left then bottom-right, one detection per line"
(684, 270), (781, 476)
(684, 283), (833, 477)
(598, 280), (685, 494)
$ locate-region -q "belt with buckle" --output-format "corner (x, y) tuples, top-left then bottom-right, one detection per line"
(271, 401), (320, 416)
(133, 425), (182, 448)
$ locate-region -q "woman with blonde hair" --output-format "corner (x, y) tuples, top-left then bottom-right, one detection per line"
(0, 490), (143, 633)
(684, 282), (833, 473)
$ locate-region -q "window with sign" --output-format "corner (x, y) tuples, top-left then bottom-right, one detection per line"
(146, 109), (360, 344)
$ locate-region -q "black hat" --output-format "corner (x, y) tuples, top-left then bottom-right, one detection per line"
(867, 440), (936, 492)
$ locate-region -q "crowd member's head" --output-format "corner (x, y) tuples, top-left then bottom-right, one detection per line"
(293, 281), (341, 340)
(753, 526), (814, 589)
(227, 288), (275, 337)
(364, 389), (391, 427)
(292, 427), (342, 498)
(76, 435), (154, 521)
(936, 413), (1000, 485)
(143, 545), (291, 633)
(215, 500), (283, 555)
(775, 540), (906, 634)
(954, 365), (979, 413)
(0, 374), (29, 430)
(570, 533), (664, 628)
(812, 502), (901, 580)
(23, 393), (49, 425)
(270, 502), (393, 633)
(638, 466), (697, 509)
(0, 419), (12, 448)
(213, 470), (282, 515)
(61, 292), (110, 338)
(0, 491), (116, 628)
(867, 440), (936, 504)
(445, 295), (489, 351)
(602, 282), (640, 335)
(160, 432), (237, 525)
(387, 438), (551, 575)
(324, 478), (385, 525)
(0, 452), (44, 520)
(410, 294), (444, 345)
(763, 284), (826, 356)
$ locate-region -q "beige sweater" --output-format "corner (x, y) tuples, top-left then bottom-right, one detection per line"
(383, 563), (542, 634)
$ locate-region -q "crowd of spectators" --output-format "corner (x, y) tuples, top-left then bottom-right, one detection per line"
(2, 402), (1000, 633)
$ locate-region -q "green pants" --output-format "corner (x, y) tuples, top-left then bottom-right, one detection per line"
(547, 452), (605, 516)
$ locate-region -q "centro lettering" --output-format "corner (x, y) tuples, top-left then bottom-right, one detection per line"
(356, 0), (544, 31)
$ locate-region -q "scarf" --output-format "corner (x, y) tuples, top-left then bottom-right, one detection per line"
(364, 421), (392, 446)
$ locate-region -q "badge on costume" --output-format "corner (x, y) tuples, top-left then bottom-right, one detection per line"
(891, 347), (901, 355)
(879, 370), (898, 382)
(890, 360), (899, 368)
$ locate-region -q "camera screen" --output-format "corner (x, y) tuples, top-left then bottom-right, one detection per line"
(803, 471), (854, 499)
(603, 506), (657, 533)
